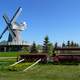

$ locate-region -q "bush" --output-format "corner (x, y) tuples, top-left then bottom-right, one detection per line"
(8, 63), (33, 71)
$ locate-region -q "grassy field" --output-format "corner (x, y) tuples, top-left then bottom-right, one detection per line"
(0, 52), (28, 57)
(1, 60), (80, 80)
(0, 52), (80, 80)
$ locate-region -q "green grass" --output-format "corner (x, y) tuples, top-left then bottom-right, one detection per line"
(1, 60), (80, 80)
(1, 53), (80, 80)
(0, 52), (29, 57)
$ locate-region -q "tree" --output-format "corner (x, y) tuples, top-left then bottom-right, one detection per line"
(54, 42), (58, 48)
(67, 40), (70, 47)
(62, 42), (66, 47)
(76, 43), (79, 47)
(21, 46), (29, 52)
(30, 42), (38, 53)
(37, 44), (43, 53)
(42, 36), (50, 53)
(71, 41), (74, 47)
(74, 43), (79, 47)
(48, 43), (54, 56)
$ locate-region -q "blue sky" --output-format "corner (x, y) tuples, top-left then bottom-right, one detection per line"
(0, 0), (80, 44)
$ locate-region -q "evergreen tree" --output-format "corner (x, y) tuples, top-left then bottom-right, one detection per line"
(62, 42), (65, 47)
(42, 36), (50, 53)
(54, 42), (58, 48)
(67, 40), (70, 47)
(30, 42), (38, 53)
(76, 43), (79, 47)
(71, 41), (74, 47)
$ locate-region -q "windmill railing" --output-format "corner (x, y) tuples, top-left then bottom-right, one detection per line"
(0, 41), (29, 45)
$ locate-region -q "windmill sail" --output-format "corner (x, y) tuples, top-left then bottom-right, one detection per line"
(11, 7), (22, 24)
(0, 27), (8, 39)
(0, 7), (27, 44)
(2, 7), (22, 39)
(3, 15), (16, 38)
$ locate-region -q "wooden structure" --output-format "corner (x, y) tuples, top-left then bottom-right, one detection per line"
(54, 47), (80, 54)
(19, 54), (48, 63)
(53, 47), (80, 62)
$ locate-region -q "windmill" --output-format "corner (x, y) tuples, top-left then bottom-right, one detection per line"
(0, 7), (27, 44)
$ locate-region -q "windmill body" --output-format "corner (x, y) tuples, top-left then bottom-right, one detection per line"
(8, 21), (27, 43)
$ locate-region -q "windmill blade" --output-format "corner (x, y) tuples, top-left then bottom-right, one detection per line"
(0, 27), (8, 39)
(0, 14), (9, 39)
(3, 15), (16, 38)
(0, 7), (22, 40)
(3, 14), (10, 23)
(10, 7), (22, 24)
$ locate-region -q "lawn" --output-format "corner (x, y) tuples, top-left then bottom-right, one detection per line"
(0, 61), (80, 80)
(0, 52), (80, 80)
(0, 52), (29, 57)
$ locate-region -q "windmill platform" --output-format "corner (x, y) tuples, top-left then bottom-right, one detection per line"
(0, 41), (29, 52)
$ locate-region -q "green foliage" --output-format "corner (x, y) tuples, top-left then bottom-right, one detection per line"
(62, 42), (66, 47)
(67, 40), (70, 47)
(54, 42), (58, 48)
(62, 40), (80, 48)
(21, 46), (29, 52)
(48, 43), (53, 56)
(42, 36), (50, 53)
(8, 63), (33, 71)
(42, 36), (53, 55)
(36, 44), (43, 53)
(30, 42), (38, 53)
